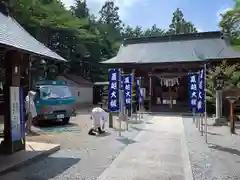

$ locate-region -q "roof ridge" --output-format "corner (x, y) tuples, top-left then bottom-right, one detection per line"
(123, 31), (222, 45)
(64, 74), (93, 85)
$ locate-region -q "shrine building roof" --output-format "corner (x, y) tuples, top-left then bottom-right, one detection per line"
(0, 11), (66, 61)
(102, 31), (240, 65)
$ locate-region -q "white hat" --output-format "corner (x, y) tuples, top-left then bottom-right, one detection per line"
(29, 91), (36, 96)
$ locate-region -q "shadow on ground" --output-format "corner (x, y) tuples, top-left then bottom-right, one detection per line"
(34, 121), (78, 128)
(206, 132), (223, 136)
(208, 144), (240, 156)
(131, 126), (152, 132)
(150, 112), (187, 117)
(146, 122), (153, 124)
(116, 137), (136, 145)
(96, 132), (112, 137)
(26, 131), (41, 137)
(0, 156), (80, 180)
(128, 120), (144, 124)
(34, 121), (80, 134)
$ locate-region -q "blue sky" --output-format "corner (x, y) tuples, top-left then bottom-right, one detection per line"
(61, 0), (235, 32)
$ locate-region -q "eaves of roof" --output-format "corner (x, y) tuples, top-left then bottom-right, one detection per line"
(102, 31), (240, 65)
(0, 12), (66, 61)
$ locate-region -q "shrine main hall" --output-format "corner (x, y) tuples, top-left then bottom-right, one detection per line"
(102, 31), (240, 112)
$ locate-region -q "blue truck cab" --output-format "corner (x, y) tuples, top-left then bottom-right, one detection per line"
(35, 80), (76, 124)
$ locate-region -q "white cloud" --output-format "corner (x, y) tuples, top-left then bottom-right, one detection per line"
(216, 7), (232, 22)
(61, 0), (74, 8)
(61, 0), (148, 19)
(197, 28), (203, 32)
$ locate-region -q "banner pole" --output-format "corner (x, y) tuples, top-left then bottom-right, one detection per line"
(204, 64), (208, 143)
(196, 111), (199, 128)
(192, 108), (196, 123)
(140, 77), (144, 119)
(118, 69), (123, 137)
(201, 114), (204, 136)
(131, 70), (134, 122)
(198, 114), (201, 132)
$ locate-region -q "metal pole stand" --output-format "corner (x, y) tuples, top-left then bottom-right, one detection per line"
(124, 113), (129, 131)
(204, 111), (208, 143)
(192, 108), (196, 123)
(201, 114), (204, 136)
(118, 119), (122, 136)
(196, 113), (199, 128)
(198, 114), (201, 131)
(109, 112), (113, 128)
(140, 103), (144, 119)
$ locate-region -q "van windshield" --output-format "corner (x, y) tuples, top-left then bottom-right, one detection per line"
(39, 85), (72, 99)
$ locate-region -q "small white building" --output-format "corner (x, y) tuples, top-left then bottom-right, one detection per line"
(57, 74), (93, 106)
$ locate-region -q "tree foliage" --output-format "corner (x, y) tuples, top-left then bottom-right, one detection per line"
(167, 8), (197, 35)
(4, 1), (198, 82)
(219, 0), (240, 49)
(206, 61), (240, 111)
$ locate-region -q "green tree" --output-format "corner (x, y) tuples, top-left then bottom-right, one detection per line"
(98, 0), (122, 30)
(219, 0), (240, 49)
(143, 24), (165, 36)
(122, 24), (165, 38)
(70, 0), (89, 18)
(10, 0), (104, 82)
(206, 61), (240, 112)
(131, 26), (144, 37)
(98, 0), (122, 58)
(167, 8), (197, 35)
(122, 25), (135, 38)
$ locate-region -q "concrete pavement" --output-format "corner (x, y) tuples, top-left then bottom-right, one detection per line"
(97, 115), (193, 180)
(183, 116), (240, 180)
(0, 114), (150, 180)
(0, 141), (60, 175)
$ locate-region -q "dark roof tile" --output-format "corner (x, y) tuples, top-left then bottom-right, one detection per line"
(102, 31), (240, 64)
(64, 74), (93, 87)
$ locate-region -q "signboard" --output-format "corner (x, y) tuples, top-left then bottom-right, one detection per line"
(136, 77), (143, 103)
(196, 69), (205, 113)
(108, 69), (120, 111)
(188, 72), (199, 109)
(122, 75), (132, 106)
(10, 87), (25, 141)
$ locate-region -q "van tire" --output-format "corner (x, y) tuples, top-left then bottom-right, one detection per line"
(62, 117), (70, 125)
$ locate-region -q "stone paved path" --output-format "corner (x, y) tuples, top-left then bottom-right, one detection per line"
(97, 115), (193, 180)
(183, 116), (240, 180)
(0, 114), (150, 180)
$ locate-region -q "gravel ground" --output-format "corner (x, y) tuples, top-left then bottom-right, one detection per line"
(183, 116), (240, 180)
(0, 113), (150, 180)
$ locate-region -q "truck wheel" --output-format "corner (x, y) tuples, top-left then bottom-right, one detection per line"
(62, 117), (70, 125)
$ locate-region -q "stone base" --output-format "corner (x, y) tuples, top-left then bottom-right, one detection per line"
(213, 117), (228, 126)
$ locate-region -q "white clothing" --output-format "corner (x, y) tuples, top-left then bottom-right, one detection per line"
(91, 107), (108, 129)
(25, 91), (37, 118)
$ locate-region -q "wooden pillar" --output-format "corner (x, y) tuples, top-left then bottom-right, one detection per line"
(2, 50), (26, 154)
(148, 73), (152, 111)
(169, 86), (172, 109)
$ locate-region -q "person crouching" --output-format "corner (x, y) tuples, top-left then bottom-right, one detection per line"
(88, 107), (108, 136)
